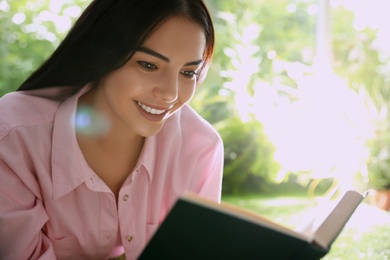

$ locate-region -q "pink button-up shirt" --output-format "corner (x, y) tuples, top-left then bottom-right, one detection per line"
(0, 85), (223, 260)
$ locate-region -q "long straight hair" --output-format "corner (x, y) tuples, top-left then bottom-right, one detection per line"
(17, 0), (214, 91)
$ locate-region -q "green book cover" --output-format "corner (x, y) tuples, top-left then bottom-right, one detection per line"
(139, 190), (365, 260)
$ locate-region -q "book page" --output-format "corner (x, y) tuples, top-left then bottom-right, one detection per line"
(182, 193), (312, 242)
(295, 190), (365, 249)
(295, 199), (337, 238)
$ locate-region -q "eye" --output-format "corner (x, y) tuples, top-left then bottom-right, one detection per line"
(137, 61), (158, 71)
(181, 70), (199, 80)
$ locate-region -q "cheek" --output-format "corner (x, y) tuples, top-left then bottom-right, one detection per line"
(179, 82), (197, 104)
(103, 70), (129, 91)
(104, 69), (150, 96)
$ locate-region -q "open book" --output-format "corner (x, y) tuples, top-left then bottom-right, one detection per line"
(138, 190), (366, 260)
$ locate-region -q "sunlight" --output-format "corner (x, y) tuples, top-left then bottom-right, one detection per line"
(222, 0), (379, 191)
(332, 0), (390, 55)
(11, 13), (25, 24)
(222, 23), (261, 123)
(0, 0), (10, 12)
(225, 53), (374, 188)
(252, 64), (374, 186)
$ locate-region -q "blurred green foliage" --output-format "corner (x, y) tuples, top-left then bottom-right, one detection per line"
(1, 0), (389, 194)
(217, 117), (279, 194)
(367, 118), (390, 190)
(0, 0), (89, 95)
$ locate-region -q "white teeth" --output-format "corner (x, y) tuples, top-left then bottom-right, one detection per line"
(137, 101), (166, 115)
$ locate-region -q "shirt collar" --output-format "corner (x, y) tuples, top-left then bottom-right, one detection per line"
(134, 134), (157, 183)
(136, 108), (182, 184)
(52, 84), (93, 200)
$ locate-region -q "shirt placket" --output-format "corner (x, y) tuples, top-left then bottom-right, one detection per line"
(118, 166), (148, 259)
(99, 192), (119, 255)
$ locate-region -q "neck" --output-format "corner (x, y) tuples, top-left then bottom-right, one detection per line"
(81, 127), (145, 156)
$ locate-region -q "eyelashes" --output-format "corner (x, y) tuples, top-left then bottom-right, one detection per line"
(137, 61), (199, 80)
(137, 61), (157, 71)
(181, 70), (199, 79)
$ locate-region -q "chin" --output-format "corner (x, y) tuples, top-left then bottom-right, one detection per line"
(137, 125), (164, 138)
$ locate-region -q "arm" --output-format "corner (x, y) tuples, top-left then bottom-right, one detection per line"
(0, 160), (56, 259)
(191, 136), (224, 203)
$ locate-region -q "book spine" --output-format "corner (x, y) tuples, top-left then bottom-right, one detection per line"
(291, 244), (327, 260)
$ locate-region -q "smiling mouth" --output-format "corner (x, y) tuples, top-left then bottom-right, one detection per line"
(136, 101), (170, 115)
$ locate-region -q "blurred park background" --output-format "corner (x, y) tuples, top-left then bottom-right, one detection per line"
(1, 0), (390, 258)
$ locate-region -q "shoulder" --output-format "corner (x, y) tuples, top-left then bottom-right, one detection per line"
(0, 86), (75, 139)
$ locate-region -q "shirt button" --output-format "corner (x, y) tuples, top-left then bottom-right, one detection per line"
(126, 235), (133, 241)
(123, 194), (129, 201)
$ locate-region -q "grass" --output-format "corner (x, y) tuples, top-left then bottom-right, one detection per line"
(222, 193), (390, 259)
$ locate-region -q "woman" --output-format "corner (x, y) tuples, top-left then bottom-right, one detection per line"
(0, 0), (223, 259)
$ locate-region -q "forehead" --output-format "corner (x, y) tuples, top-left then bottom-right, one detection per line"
(141, 16), (206, 61)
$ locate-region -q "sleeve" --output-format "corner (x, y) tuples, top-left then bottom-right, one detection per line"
(191, 135), (224, 203)
(0, 159), (56, 260)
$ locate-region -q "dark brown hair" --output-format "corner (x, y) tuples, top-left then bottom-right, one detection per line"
(18, 0), (214, 91)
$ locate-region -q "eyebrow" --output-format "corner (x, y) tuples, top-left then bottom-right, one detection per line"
(137, 47), (203, 66)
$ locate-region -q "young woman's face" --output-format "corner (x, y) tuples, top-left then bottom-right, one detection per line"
(91, 16), (206, 137)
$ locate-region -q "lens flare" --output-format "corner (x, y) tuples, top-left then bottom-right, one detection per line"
(75, 106), (110, 137)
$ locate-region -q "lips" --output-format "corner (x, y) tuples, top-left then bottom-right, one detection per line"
(136, 101), (170, 115)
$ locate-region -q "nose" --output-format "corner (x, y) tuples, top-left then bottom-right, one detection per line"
(153, 73), (179, 103)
